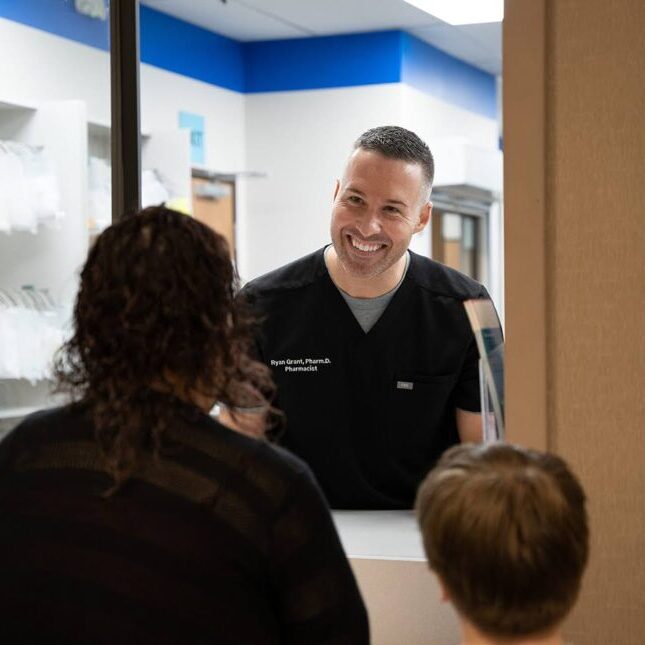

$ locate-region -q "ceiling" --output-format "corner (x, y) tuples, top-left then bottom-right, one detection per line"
(141, 0), (502, 75)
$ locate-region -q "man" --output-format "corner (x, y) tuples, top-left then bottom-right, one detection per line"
(239, 125), (492, 509)
(416, 443), (589, 645)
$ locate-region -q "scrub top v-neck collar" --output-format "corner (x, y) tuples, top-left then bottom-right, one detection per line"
(318, 246), (414, 342)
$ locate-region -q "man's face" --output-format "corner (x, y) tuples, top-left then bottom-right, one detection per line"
(330, 148), (431, 279)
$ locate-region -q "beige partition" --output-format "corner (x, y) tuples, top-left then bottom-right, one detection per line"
(333, 512), (459, 644)
(504, 1), (645, 643)
(350, 559), (458, 645)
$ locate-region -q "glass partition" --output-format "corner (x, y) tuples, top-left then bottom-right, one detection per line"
(0, 0), (503, 513)
(135, 0), (503, 510)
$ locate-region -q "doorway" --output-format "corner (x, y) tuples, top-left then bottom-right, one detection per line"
(191, 176), (236, 259)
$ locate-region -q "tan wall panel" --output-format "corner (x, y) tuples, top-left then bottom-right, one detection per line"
(503, 0), (548, 450)
(506, 0), (645, 642)
(547, 1), (645, 642)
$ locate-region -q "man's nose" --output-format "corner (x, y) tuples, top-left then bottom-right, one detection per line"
(355, 209), (381, 237)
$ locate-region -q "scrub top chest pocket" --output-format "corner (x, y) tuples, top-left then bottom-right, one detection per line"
(386, 372), (459, 456)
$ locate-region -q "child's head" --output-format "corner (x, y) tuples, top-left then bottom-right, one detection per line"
(416, 443), (588, 640)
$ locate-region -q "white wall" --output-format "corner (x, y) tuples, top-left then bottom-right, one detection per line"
(0, 18), (245, 175)
(140, 67), (245, 172)
(242, 83), (499, 281)
(242, 84), (404, 280)
(401, 85), (502, 302)
(0, 18), (500, 288)
(401, 84), (499, 150)
(0, 19), (111, 122)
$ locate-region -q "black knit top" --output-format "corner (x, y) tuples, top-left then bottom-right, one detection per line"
(0, 400), (369, 644)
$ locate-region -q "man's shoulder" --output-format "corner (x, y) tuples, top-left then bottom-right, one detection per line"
(408, 251), (489, 301)
(242, 248), (326, 297)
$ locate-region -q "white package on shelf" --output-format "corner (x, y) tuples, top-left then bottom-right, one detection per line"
(89, 157), (172, 234)
(0, 141), (65, 234)
(142, 169), (170, 208)
(25, 146), (65, 228)
(0, 308), (21, 378)
(0, 289), (67, 383)
(0, 143), (34, 232)
(88, 156), (111, 232)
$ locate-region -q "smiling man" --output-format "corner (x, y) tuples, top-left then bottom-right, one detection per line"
(238, 126), (493, 509)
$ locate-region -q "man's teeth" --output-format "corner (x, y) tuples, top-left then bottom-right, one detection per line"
(351, 237), (382, 253)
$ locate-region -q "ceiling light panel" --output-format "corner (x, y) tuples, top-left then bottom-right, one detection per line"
(402, 0), (503, 25)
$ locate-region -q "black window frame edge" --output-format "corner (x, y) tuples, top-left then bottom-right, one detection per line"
(110, 0), (141, 223)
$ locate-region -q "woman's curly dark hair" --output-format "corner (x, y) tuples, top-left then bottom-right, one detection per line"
(55, 206), (274, 491)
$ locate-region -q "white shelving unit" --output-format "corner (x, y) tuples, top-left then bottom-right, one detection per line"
(142, 127), (191, 211)
(0, 98), (88, 299)
(87, 119), (192, 234)
(0, 98), (88, 432)
(0, 97), (193, 435)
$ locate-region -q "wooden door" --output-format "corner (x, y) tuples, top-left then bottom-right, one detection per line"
(191, 177), (236, 259)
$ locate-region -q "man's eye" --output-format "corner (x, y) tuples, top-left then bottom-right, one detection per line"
(348, 195), (363, 204)
(383, 206), (401, 215)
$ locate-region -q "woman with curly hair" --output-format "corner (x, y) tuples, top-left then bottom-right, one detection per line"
(0, 207), (368, 644)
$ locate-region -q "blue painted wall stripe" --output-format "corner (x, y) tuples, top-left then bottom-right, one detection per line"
(244, 31), (402, 93)
(140, 6), (244, 92)
(0, 0), (109, 50)
(401, 34), (497, 119)
(0, 2), (496, 117)
(0, 2), (246, 92)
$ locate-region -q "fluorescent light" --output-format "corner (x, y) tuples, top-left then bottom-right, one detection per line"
(403, 0), (503, 25)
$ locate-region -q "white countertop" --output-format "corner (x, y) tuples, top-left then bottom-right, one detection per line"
(331, 510), (426, 561)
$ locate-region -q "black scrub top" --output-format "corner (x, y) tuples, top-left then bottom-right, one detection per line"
(243, 248), (490, 509)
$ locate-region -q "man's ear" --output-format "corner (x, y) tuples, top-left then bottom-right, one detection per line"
(333, 179), (340, 202)
(414, 201), (432, 233)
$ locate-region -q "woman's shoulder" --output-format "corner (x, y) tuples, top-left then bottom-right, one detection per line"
(4, 403), (88, 443)
(175, 413), (322, 509)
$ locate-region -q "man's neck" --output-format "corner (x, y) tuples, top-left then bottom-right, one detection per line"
(325, 245), (408, 298)
(461, 620), (564, 645)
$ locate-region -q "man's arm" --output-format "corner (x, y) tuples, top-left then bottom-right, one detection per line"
(217, 406), (266, 439)
(218, 284), (272, 439)
(456, 408), (483, 444)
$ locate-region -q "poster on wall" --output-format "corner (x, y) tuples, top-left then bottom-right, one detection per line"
(178, 111), (205, 165)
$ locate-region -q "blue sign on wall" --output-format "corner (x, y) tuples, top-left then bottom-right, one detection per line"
(178, 111), (205, 165)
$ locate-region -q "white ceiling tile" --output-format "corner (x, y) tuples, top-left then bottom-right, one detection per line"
(409, 21), (501, 74)
(457, 22), (502, 60)
(411, 25), (486, 58)
(477, 58), (502, 75)
(238, 0), (442, 35)
(141, 0), (308, 40)
(141, 0), (501, 73)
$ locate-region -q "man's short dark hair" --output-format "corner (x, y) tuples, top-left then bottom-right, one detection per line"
(354, 125), (434, 199)
(415, 443), (589, 639)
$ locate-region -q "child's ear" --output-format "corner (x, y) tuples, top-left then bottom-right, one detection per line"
(435, 572), (451, 603)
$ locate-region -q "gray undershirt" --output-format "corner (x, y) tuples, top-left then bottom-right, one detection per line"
(330, 250), (410, 333)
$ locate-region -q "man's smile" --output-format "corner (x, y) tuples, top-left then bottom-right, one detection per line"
(346, 233), (387, 255)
